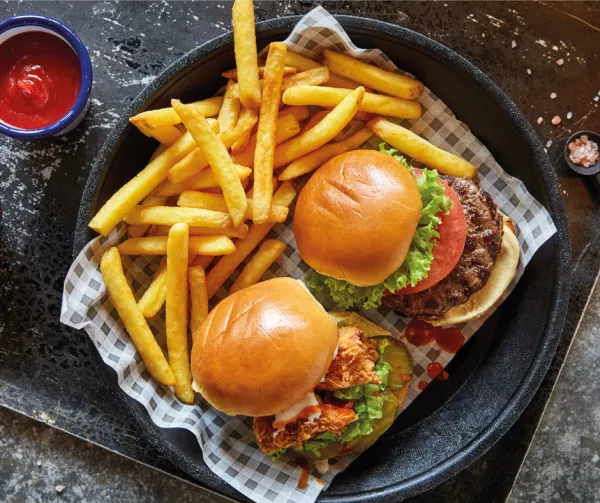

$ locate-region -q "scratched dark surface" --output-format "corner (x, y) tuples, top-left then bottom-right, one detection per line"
(0, 1), (599, 502)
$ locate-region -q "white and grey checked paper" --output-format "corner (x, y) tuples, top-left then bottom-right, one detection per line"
(60, 7), (557, 503)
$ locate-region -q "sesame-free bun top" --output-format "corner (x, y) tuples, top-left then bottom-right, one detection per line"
(294, 150), (423, 286)
(191, 278), (338, 417)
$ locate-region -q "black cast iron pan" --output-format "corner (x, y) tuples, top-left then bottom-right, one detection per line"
(74, 15), (570, 503)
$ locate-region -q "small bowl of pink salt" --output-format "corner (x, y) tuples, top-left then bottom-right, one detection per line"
(564, 131), (600, 175)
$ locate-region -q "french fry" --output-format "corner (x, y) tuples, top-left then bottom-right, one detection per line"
(166, 224), (194, 403)
(282, 85), (422, 119)
(150, 143), (169, 161)
(300, 109), (330, 134)
(135, 122), (184, 146)
(232, 114), (300, 167)
(130, 96), (224, 129)
(124, 206), (232, 228)
(117, 236), (235, 256)
(273, 86), (365, 168)
(219, 80), (241, 134)
(138, 258), (168, 318)
(282, 50), (364, 90)
(279, 127), (374, 181)
(368, 117), (477, 178)
(246, 178), (278, 199)
(278, 106), (311, 122)
(168, 114), (255, 184)
(154, 165), (251, 197)
(189, 266), (209, 341)
(230, 106), (257, 154)
(127, 196), (168, 237)
(253, 42), (287, 224)
(322, 49), (424, 100)
(171, 100), (248, 226)
(177, 191), (288, 222)
(192, 254), (215, 268)
(232, 0), (261, 110)
(230, 239), (286, 293)
(100, 248), (175, 385)
(222, 65), (297, 80)
(227, 67), (330, 100)
(205, 182), (296, 298)
(89, 132), (198, 236)
(156, 224), (249, 239)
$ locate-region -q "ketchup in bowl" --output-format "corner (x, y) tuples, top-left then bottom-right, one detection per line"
(0, 31), (81, 130)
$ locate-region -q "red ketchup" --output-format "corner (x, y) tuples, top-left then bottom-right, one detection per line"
(404, 320), (465, 354)
(0, 32), (81, 129)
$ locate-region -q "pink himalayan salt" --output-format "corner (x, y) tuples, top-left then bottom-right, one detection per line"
(569, 135), (599, 168)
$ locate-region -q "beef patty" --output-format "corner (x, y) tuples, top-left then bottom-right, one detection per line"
(384, 176), (504, 320)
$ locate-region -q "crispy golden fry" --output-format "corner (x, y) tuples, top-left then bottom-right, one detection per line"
(232, 114), (300, 168)
(230, 106), (257, 154)
(89, 132), (198, 236)
(130, 96), (224, 130)
(230, 239), (286, 293)
(273, 86), (365, 168)
(100, 248), (175, 385)
(124, 206), (232, 228)
(168, 114), (255, 184)
(150, 143), (169, 161)
(193, 254), (214, 268)
(154, 165), (251, 197)
(138, 257), (168, 318)
(188, 266), (209, 341)
(171, 100), (248, 226)
(155, 224), (249, 239)
(279, 127), (374, 181)
(278, 106), (311, 122)
(228, 67), (330, 100)
(282, 50), (363, 90)
(322, 49), (424, 100)
(254, 42), (287, 224)
(165, 224), (194, 403)
(246, 178), (278, 200)
(136, 122), (184, 146)
(127, 196), (168, 237)
(117, 235), (235, 256)
(368, 117), (477, 178)
(178, 191), (288, 222)
(219, 80), (242, 134)
(205, 182), (296, 298)
(232, 0), (261, 110)
(282, 85), (421, 119)
(300, 109), (330, 134)
(222, 65), (297, 80)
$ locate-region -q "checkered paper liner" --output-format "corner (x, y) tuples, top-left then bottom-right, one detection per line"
(60, 7), (557, 503)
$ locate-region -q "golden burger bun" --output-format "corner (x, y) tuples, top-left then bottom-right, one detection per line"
(294, 150), (422, 286)
(191, 278), (338, 417)
(432, 223), (520, 326)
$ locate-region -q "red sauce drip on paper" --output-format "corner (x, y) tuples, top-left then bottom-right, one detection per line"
(404, 320), (435, 346)
(315, 477), (325, 487)
(418, 381), (428, 390)
(427, 362), (450, 381)
(0, 32), (81, 129)
(404, 320), (465, 354)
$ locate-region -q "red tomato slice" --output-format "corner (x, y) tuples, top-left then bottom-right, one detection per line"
(393, 172), (466, 295)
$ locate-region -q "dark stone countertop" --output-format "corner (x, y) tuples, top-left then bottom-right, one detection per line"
(1, 1), (599, 502)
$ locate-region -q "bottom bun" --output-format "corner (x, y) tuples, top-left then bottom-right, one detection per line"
(432, 224), (520, 326)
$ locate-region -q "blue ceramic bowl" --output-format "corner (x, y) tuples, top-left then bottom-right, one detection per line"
(0, 15), (93, 140)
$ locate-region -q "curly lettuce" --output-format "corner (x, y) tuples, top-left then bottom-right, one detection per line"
(308, 143), (452, 310)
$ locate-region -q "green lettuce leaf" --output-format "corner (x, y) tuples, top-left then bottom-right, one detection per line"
(308, 143), (452, 310)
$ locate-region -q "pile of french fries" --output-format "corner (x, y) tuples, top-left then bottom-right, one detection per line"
(92, 0), (477, 403)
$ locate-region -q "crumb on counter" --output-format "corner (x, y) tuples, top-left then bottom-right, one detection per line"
(556, 58), (564, 66)
(511, 40), (517, 48)
(527, 68), (532, 75)
(55, 485), (65, 494)
(568, 135), (599, 167)
(551, 92), (557, 99)
(567, 112), (573, 120)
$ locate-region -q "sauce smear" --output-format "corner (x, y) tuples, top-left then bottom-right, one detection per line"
(297, 469), (310, 490)
(0, 32), (81, 129)
(404, 319), (435, 346)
